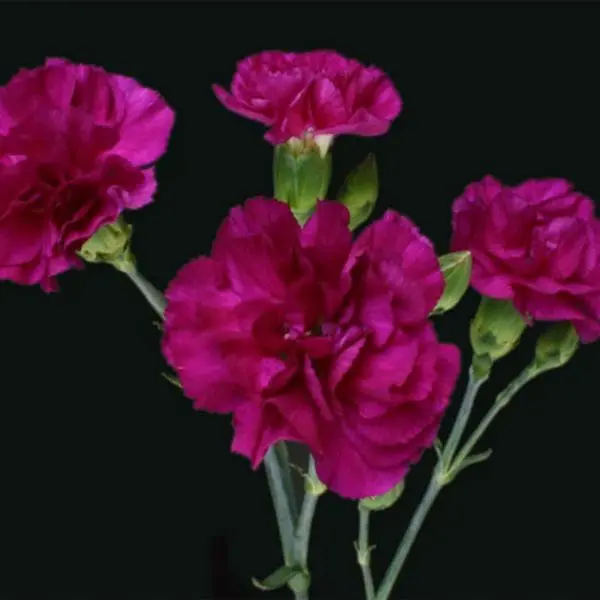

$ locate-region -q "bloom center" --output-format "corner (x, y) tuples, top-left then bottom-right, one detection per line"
(280, 320), (338, 362)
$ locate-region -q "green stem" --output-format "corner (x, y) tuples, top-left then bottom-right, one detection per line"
(375, 469), (443, 600)
(124, 267), (166, 317)
(443, 367), (488, 465)
(374, 366), (487, 600)
(275, 442), (300, 526)
(448, 366), (536, 479)
(294, 456), (320, 569)
(264, 444), (299, 565)
(117, 267), (303, 593)
(357, 506), (375, 600)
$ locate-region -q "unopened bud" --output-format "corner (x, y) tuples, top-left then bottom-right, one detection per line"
(78, 216), (135, 273)
(470, 297), (526, 361)
(359, 480), (405, 512)
(432, 251), (472, 315)
(337, 154), (379, 231)
(533, 322), (579, 374)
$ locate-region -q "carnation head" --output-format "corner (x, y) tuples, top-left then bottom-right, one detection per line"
(212, 50), (403, 145)
(162, 198), (460, 499)
(0, 58), (174, 291)
(451, 176), (600, 343)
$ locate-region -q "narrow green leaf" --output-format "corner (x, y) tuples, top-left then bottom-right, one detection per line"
(450, 449), (493, 481)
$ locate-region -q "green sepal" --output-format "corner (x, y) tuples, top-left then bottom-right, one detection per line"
(359, 480), (405, 512)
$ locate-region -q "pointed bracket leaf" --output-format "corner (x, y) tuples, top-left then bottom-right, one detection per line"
(161, 372), (182, 389)
(252, 565), (310, 592)
(290, 463), (326, 496)
(353, 540), (376, 566)
(337, 153), (378, 230)
(431, 251), (472, 315)
(448, 449), (493, 482)
(433, 438), (444, 462)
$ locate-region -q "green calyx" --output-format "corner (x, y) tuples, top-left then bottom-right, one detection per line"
(77, 216), (136, 273)
(532, 322), (579, 374)
(273, 138), (332, 225)
(470, 297), (526, 363)
(359, 480), (405, 512)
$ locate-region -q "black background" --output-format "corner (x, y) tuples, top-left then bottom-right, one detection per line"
(1, 3), (598, 599)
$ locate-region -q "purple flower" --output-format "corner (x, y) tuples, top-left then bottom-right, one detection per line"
(452, 176), (600, 342)
(163, 198), (460, 499)
(213, 50), (402, 145)
(0, 58), (174, 291)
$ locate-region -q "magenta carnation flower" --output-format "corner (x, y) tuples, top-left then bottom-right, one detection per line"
(162, 199), (460, 499)
(451, 175), (600, 342)
(212, 50), (402, 145)
(0, 58), (175, 291)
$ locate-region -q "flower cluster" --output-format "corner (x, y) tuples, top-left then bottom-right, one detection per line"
(1, 47), (597, 600)
(0, 58), (174, 291)
(159, 50), (460, 499)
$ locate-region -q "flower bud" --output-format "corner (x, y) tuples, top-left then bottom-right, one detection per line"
(78, 216), (136, 273)
(359, 479), (405, 512)
(337, 154), (379, 231)
(432, 251), (472, 315)
(273, 138), (332, 225)
(470, 297), (526, 361)
(533, 322), (579, 374)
